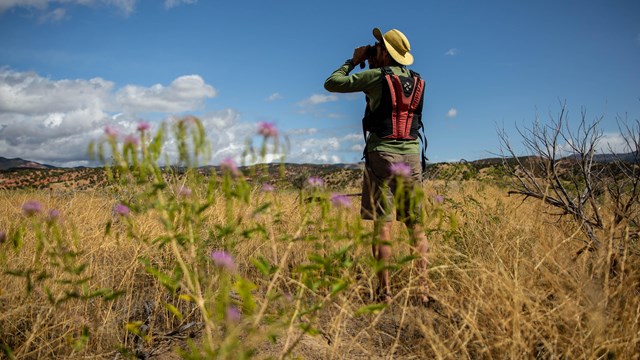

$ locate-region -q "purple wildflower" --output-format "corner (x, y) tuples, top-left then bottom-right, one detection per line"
(47, 209), (61, 222)
(434, 194), (445, 204)
(226, 306), (241, 323)
(257, 121), (278, 138)
(210, 250), (236, 272)
(104, 126), (118, 138)
(330, 193), (351, 208)
(178, 185), (192, 197)
(307, 177), (324, 188)
(22, 200), (43, 216)
(179, 115), (197, 126)
(389, 162), (412, 178)
(261, 183), (275, 192)
(136, 121), (151, 132)
(114, 203), (130, 216)
(220, 158), (240, 176)
(124, 135), (139, 147)
(283, 292), (293, 302)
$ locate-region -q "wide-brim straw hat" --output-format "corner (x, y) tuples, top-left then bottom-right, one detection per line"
(373, 27), (414, 66)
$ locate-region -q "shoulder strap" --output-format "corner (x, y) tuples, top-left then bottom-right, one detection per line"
(380, 66), (394, 76)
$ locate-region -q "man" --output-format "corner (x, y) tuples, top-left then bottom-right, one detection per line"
(324, 28), (430, 305)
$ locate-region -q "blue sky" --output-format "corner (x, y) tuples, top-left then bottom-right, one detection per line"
(0, 0), (639, 167)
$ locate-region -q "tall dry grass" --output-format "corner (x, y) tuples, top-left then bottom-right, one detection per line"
(1, 177), (638, 359)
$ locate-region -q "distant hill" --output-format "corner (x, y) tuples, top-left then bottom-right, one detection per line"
(468, 152), (638, 167)
(587, 152), (638, 163)
(1, 152), (636, 191)
(0, 157), (56, 170)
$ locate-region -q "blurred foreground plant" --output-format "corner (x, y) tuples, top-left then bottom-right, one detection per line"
(87, 116), (436, 358)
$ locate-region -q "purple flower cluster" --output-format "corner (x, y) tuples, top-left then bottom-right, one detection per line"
(210, 250), (237, 272)
(20, 200), (63, 223)
(114, 203), (130, 216)
(136, 121), (151, 132)
(47, 209), (61, 222)
(178, 185), (192, 197)
(220, 158), (240, 176)
(389, 162), (412, 178)
(434, 194), (445, 204)
(124, 135), (139, 147)
(22, 200), (43, 216)
(226, 305), (241, 322)
(261, 183), (275, 192)
(307, 177), (324, 188)
(104, 126), (119, 138)
(257, 121), (278, 138)
(330, 194), (351, 208)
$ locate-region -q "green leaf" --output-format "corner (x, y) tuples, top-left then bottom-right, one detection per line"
(397, 254), (420, 265)
(71, 326), (90, 351)
(330, 280), (349, 296)
(1, 343), (15, 360)
(355, 303), (387, 316)
(139, 259), (181, 293)
(83, 288), (125, 300)
(165, 303), (183, 321)
(125, 321), (144, 336)
(234, 278), (257, 314)
(251, 202), (271, 217)
(251, 257), (276, 276)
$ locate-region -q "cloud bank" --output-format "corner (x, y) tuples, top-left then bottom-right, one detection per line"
(0, 68), (358, 167)
(0, 68), (216, 166)
(0, 0), (196, 16)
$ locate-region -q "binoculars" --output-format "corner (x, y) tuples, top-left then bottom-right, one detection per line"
(359, 45), (378, 68)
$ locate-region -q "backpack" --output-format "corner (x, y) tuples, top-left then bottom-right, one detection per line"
(362, 66), (428, 170)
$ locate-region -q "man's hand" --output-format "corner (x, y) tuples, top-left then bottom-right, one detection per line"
(351, 46), (369, 68)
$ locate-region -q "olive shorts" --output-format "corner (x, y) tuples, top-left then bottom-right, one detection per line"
(361, 151), (424, 223)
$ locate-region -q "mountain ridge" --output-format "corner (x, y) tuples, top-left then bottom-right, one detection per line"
(2, 151), (637, 171)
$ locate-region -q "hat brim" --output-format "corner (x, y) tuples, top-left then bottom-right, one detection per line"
(372, 27), (414, 66)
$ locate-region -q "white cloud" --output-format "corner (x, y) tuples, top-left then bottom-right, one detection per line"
(555, 132), (633, 158)
(341, 133), (362, 142)
(445, 48), (460, 56)
(0, 0), (48, 13)
(0, 68), (219, 167)
(164, 0), (197, 9)
(0, 68), (114, 115)
(0, 0), (196, 16)
(285, 128), (317, 136)
(297, 93), (338, 107)
(276, 131), (363, 164)
(599, 132), (633, 154)
(38, 7), (66, 22)
(116, 75), (216, 113)
(0, 0), (137, 16)
(350, 144), (364, 152)
(446, 107), (458, 118)
(265, 92), (282, 101)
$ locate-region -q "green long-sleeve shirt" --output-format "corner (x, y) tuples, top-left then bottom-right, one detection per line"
(324, 61), (421, 154)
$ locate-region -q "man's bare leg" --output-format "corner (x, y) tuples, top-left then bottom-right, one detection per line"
(409, 223), (430, 303)
(373, 221), (393, 303)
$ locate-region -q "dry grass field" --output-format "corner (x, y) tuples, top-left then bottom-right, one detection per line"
(1, 173), (638, 359)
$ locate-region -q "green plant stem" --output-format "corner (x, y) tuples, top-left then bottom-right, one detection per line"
(252, 240), (294, 328)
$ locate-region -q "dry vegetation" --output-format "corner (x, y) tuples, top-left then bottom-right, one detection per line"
(1, 175), (638, 359)
(0, 168), (109, 191)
